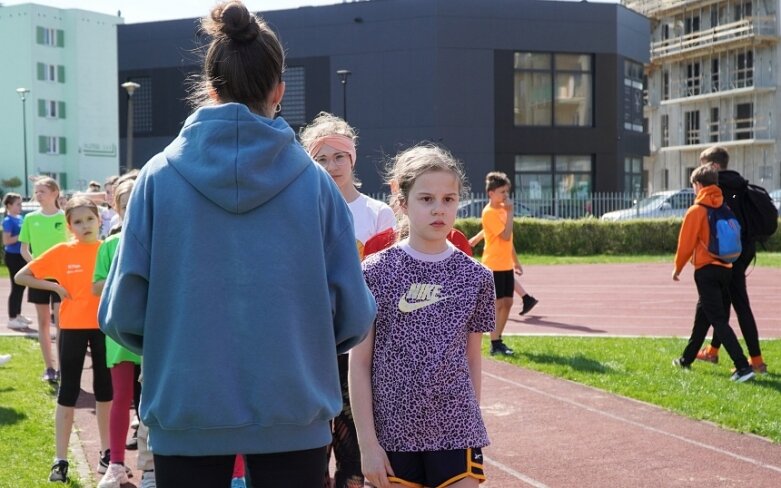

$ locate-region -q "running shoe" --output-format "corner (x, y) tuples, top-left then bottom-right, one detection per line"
(7, 317), (28, 330)
(49, 460), (69, 483)
(42, 368), (58, 383)
(695, 347), (719, 364)
(0, 354), (11, 366)
(730, 367), (755, 383)
(672, 358), (690, 369)
(98, 463), (129, 488)
(519, 295), (539, 316)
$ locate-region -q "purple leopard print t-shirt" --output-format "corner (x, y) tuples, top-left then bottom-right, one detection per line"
(362, 242), (496, 451)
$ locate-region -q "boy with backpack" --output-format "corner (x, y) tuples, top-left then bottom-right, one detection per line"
(672, 164), (754, 382)
(695, 146), (774, 373)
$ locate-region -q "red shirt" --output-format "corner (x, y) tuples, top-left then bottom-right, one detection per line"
(363, 228), (473, 258)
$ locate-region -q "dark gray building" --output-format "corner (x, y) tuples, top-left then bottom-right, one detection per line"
(118, 0), (650, 200)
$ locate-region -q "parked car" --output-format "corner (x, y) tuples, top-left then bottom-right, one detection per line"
(770, 189), (781, 215)
(600, 189), (695, 221)
(457, 198), (558, 219)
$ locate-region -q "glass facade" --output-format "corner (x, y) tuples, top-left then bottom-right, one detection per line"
(514, 52), (592, 127)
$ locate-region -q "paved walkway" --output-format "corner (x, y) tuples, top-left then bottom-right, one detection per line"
(2, 262), (779, 486)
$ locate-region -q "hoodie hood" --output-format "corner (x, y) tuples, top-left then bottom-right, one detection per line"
(717, 169), (748, 193)
(694, 184), (724, 208)
(163, 103), (311, 214)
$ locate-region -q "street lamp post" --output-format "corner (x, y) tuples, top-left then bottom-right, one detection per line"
(336, 69), (352, 122)
(15, 88), (30, 198)
(121, 81), (141, 171)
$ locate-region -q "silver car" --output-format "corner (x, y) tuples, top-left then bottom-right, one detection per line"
(600, 189), (695, 221)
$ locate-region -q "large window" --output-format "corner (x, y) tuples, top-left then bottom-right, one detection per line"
(686, 62), (701, 96)
(685, 110), (700, 145)
(514, 154), (592, 199)
(736, 50), (753, 88)
(709, 107), (719, 142)
(661, 114), (670, 147)
(514, 52), (592, 127)
(735, 103), (753, 140)
(624, 60), (644, 133)
(36, 26), (64, 47)
(625, 157), (643, 195)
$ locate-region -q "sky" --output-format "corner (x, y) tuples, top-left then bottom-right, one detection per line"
(3, 0), (620, 24)
(2, 0), (344, 23)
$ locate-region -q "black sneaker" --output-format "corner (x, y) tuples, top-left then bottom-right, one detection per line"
(496, 342), (515, 356)
(98, 449), (110, 474)
(730, 367), (755, 383)
(520, 295), (539, 316)
(42, 368), (58, 383)
(49, 460), (69, 483)
(126, 426), (138, 450)
(672, 358), (690, 369)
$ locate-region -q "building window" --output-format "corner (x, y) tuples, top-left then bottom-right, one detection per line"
(663, 168), (670, 190)
(711, 58), (719, 92)
(624, 157), (643, 195)
(39, 136), (66, 155)
(662, 70), (670, 101)
(661, 23), (670, 40)
(734, 1), (752, 21)
(514, 52), (592, 127)
(281, 66), (306, 126)
(37, 63), (65, 83)
(709, 107), (719, 142)
(624, 60), (644, 133)
(661, 114), (670, 147)
(38, 99), (65, 119)
(685, 110), (700, 145)
(686, 62), (701, 96)
(37, 27), (64, 47)
(735, 103), (753, 140)
(514, 154), (592, 200)
(684, 14), (700, 34)
(736, 51), (753, 88)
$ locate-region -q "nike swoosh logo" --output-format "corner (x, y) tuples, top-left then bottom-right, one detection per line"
(398, 295), (448, 313)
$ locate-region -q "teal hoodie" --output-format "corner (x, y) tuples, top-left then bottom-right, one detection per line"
(99, 103), (376, 456)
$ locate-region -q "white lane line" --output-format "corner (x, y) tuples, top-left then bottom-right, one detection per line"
(483, 455), (550, 488)
(484, 371), (781, 475)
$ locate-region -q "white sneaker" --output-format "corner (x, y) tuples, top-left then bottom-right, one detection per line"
(97, 463), (129, 488)
(140, 471), (157, 488)
(18, 314), (33, 324)
(7, 317), (28, 330)
(0, 354), (11, 366)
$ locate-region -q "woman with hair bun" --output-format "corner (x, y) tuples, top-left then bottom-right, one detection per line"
(99, 2), (376, 486)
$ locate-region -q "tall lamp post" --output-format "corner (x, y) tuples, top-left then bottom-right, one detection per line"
(336, 69), (352, 122)
(15, 88), (30, 198)
(121, 81), (140, 171)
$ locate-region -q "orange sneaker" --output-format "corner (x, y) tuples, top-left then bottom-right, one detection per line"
(750, 358), (768, 375)
(696, 348), (719, 364)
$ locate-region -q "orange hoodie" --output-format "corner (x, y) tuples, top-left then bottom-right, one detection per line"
(674, 184), (732, 274)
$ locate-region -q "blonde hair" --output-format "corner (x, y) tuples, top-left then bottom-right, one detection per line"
(34, 177), (62, 209)
(64, 196), (99, 224)
(299, 112), (361, 188)
(299, 112), (357, 149)
(113, 179), (136, 210)
(386, 144), (469, 239)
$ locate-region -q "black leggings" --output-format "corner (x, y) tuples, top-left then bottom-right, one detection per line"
(57, 329), (112, 406)
(154, 447), (328, 488)
(4, 252), (26, 318)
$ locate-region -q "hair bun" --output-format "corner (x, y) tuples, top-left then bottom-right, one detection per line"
(207, 1), (259, 42)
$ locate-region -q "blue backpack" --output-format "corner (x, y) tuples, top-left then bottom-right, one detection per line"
(699, 204), (742, 263)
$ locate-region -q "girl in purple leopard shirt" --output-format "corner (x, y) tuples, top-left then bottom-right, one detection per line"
(350, 145), (496, 488)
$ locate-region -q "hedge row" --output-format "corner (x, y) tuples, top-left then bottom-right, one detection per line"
(454, 217), (781, 256)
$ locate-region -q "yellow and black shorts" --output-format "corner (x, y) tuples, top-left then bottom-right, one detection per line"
(386, 448), (485, 488)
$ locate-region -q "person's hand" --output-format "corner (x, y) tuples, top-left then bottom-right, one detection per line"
(504, 195), (514, 216)
(54, 284), (70, 300)
(672, 270), (680, 282)
(361, 443), (395, 488)
(514, 263), (523, 275)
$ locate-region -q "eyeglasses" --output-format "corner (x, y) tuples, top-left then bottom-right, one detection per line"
(314, 152), (351, 168)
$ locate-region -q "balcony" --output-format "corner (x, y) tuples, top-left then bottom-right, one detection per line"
(624, 0), (715, 18)
(659, 69), (775, 104)
(661, 114), (774, 151)
(651, 17), (778, 62)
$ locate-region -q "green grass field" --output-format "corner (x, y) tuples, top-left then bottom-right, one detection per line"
(490, 336), (781, 443)
(0, 337), (84, 487)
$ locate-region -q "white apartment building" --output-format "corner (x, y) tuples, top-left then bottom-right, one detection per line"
(0, 3), (122, 197)
(624, 0), (781, 193)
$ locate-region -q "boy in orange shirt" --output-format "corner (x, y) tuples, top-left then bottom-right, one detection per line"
(671, 165), (754, 382)
(16, 197), (112, 482)
(482, 172), (536, 355)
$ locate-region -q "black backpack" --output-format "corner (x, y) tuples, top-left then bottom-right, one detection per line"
(740, 182), (778, 244)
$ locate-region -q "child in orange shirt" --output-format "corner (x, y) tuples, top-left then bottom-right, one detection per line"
(16, 197), (111, 482)
(671, 165), (754, 382)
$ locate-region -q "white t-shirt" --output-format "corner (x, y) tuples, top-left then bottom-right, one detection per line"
(347, 193), (396, 245)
